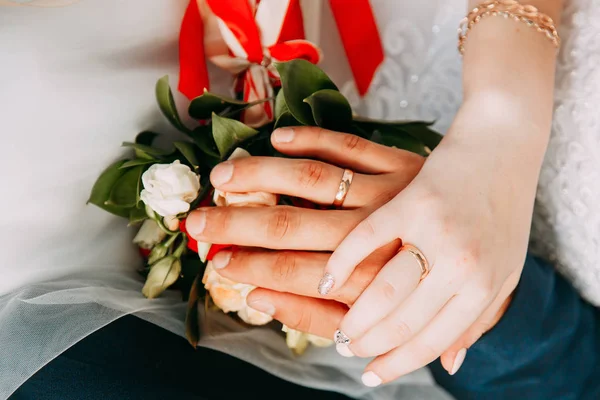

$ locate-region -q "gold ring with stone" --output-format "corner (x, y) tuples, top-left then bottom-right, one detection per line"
(332, 169), (354, 208)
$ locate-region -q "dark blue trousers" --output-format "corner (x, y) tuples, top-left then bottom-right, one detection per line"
(12, 256), (600, 399)
(430, 256), (600, 400)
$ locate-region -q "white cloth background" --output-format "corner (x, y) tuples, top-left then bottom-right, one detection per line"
(1, 0), (598, 398)
(0, 1), (451, 399)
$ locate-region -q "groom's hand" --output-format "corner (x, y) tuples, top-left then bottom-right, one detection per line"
(186, 127), (511, 374)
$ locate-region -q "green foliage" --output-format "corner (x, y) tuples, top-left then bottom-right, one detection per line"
(156, 76), (190, 133)
(275, 59), (338, 125)
(189, 92), (248, 120)
(211, 113), (259, 158)
(304, 89), (353, 132)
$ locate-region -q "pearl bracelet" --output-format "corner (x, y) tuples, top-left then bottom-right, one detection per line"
(458, 0), (560, 55)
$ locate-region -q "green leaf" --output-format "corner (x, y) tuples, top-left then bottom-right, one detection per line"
(304, 89), (353, 132)
(120, 158), (155, 168)
(212, 113), (259, 158)
(135, 131), (159, 146)
(129, 204), (147, 225)
(122, 142), (172, 157)
(243, 128), (274, 157)
(156, 76), (190, 133)
(274, 111), (301, 129)
(354, 117), (442, 151)
(87, 160), (131, 218)
(107, 165), (144, 207)
(189, 126), (220, 168)
(174, 141), (200, 169)
(395, 122), (442, 151)
(375, 128), (429, 156)
(185, 273), (203, 347)
(275, 59), (338, 125)
(274, 88), (289, 120)
(188, 92), (248, 120)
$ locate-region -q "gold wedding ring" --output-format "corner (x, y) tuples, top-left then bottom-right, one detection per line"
(399, 244), (430, 281)
(332, 169), (354, 208)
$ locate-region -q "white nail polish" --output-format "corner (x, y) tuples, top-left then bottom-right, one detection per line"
(318, 273), (335, 295)
(450, 348), (467, 375)
(336, 343), (354, 358)
(361, 371), (382, 387)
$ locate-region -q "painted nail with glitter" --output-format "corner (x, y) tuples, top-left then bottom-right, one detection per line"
(318, 273), (335, 295)
(334, 329), (351, 345)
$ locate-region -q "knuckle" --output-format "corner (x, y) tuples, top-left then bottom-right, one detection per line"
(204, 208), (231, 237)
(380, 278), (400, 302)
(288, 307), (313, 332)
(389, 319), (413, 344)
(314, 127), (327, 142)
(297, 161), (326, 189)
(470, 276), (496, 301)
(342, 134), (369, 153)
(417, 340), (441, 363)
(452, 247), (481, 282)
(357, 217), (378, 239)
(266, 207), (298, 241)
(272, 252), (297, 284)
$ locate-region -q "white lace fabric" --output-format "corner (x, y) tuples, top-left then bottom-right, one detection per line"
(0, 0), (598, 399)
(529, 0), (600, 306)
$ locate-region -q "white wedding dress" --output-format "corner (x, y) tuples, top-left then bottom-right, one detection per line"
(0, 0), (598, 399)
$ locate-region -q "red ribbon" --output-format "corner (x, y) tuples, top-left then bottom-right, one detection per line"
(329, 0), (384, 96)
(178, 0), (384, 101)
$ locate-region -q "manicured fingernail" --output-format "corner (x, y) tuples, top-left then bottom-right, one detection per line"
(185, 211), (206, 238)
(450, 348), (467, 375)
(247, 299), (276, 316)
(361, 371), (382, 387)
(273, 128), (295, 143)
(334, 329), (351, 345)
(211, 162), (234, 186)
(212, 251), (232, 269)
(336, 343), (354, 358)
(318, 273), (335, 295)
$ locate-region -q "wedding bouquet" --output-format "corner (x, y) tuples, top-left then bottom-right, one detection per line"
(88, 59), (441, 354)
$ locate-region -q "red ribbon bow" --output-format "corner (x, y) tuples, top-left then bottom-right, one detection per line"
(179, 0), (384, 125)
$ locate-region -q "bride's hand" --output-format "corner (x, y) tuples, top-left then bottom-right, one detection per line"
(186, 125), (512, 375)
(321, 100), (539, 385)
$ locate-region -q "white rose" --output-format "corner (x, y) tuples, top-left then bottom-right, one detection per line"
(203, 261), (272, 325)
(282, 325), (333, 355)
(142, 257), (181, 299)
(140, 160), (201, 217)
(133, 219), (166, 249)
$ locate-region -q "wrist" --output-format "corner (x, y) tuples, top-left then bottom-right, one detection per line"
(448, 95), (552, 154)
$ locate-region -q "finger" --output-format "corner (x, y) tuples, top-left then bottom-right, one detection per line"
(213, 242), (399, 305)
(335, 251), (423, 349)
(210, 156), (390, 208)
(186, 206), (362, 251)
(271, 127), (424, 174)
(440, 273), (518, 374)
(361, 285), (493, 387)
(246, 288), (347, 340)
(319, 201), (402, 295)
(346, 268), (455, 357)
